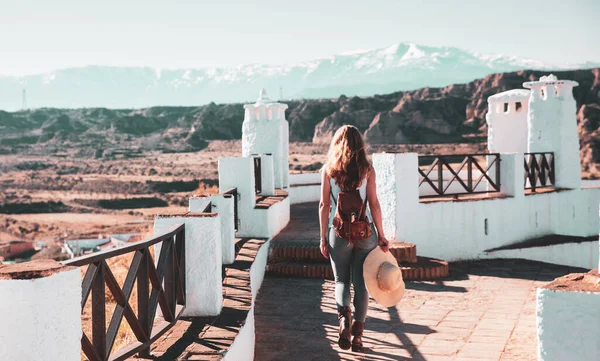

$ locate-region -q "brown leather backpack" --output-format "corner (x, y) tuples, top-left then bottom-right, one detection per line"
(331, 188), (372, 243)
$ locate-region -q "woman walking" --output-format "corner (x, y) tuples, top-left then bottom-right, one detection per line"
(318, 125), (390, 352)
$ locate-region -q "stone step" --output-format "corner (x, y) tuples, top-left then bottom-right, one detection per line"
(269, 241), (418, 264)
(266, 256), (449, 281)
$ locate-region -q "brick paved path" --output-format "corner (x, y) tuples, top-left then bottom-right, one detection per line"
(255, 257), (582, 361)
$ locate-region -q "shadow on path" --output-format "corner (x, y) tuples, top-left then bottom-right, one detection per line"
(450, 258), (588, 282)
(254, 277), (336, 361)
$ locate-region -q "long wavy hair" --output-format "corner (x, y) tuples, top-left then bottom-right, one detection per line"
(325, 125), (371, 191)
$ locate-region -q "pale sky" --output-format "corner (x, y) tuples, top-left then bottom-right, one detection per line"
(0, 0), (598, 76)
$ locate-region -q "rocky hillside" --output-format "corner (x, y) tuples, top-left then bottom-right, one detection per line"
(1, 68), (598, 177)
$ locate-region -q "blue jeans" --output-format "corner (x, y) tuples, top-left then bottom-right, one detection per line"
(328, 224), (378, 322)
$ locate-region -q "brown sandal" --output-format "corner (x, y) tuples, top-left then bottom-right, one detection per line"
(338, 306), (352, 350)
(351, 321), (364, 352)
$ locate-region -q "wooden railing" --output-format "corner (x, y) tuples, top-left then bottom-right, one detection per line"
(223, 188), (239, 231)
(524, 152), (555, 192)
(63, 224), (186, 361)
(418, 153), (501, 198)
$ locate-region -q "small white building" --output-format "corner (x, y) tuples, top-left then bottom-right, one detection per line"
(242, 89), (290, 189)
(486, 89), (530, 153)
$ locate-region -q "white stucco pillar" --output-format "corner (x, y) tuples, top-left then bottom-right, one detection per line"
(219, 157), (257, 237)
(0, 260), (82, 361)
(373, 153), (419, 241)
(188, 195), (236, 265)
(242, 89), (289, 190)
(524, 75), (581, 189)
(499, 153), (524, 198)
(154, 213), (222, 316)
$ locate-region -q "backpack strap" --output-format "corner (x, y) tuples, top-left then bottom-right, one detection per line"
(358, 191), (368, 220)
(330, 187), (337, 206)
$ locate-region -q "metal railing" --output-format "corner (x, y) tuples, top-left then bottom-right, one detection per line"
(63, 224), (186, 361)
(253, 156), (262, 194)
(418, 153), (501, 198)
(524, 152), (555, 192)
(223, 188), (239, 231)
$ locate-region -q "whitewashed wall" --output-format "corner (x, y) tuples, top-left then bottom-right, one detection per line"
(289, 172), (321, 185)
(154, 215), (222, 316)
(289, 172), (322, 204)
(189, 195), (236, 265)
(583, 180), (600, 188)
(188, 196), (211, 212)
(254, 197), (291, 239)
(220, 153), (290, 238)
(373, 152), (600, 264)
(223, 240), (271, 361)
(219, 157), (256, 237)
(289, 185), (321, 204)
(537, 288), (600, 361)
(0, 266), (81, 361)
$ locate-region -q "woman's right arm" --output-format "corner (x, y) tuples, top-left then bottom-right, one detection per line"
(318, 169), (331, 259)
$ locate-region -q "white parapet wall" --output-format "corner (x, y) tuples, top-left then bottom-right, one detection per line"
(245, 196), (291, 239)
(219, 156), (256, 237)
(373, 152), (600, 264)
(220, 153), (290, 239)
(188, 196), (211, 213)
(537, 286), (600, 361)
(154, 213), (223, 316)
(0, 260), (82, 361)
(223, 239), (271, 361)
(289, 172), (321, 204)
(263, 196), (290, 239)
(189, 194), (236, 265)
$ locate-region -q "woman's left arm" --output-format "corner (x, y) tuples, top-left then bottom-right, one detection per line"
(318, 169), (332, 258)
(366, 168), (389, 252)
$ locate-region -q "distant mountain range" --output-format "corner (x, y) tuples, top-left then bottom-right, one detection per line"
(1, 68), (598, 178)
(1, 42), (598, 110)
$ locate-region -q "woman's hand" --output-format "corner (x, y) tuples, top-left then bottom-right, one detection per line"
(378, 236), (390, 253)
(320, 238), (329, 259)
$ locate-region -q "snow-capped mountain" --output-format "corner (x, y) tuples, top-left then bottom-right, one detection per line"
(0, 42), (596, 110)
